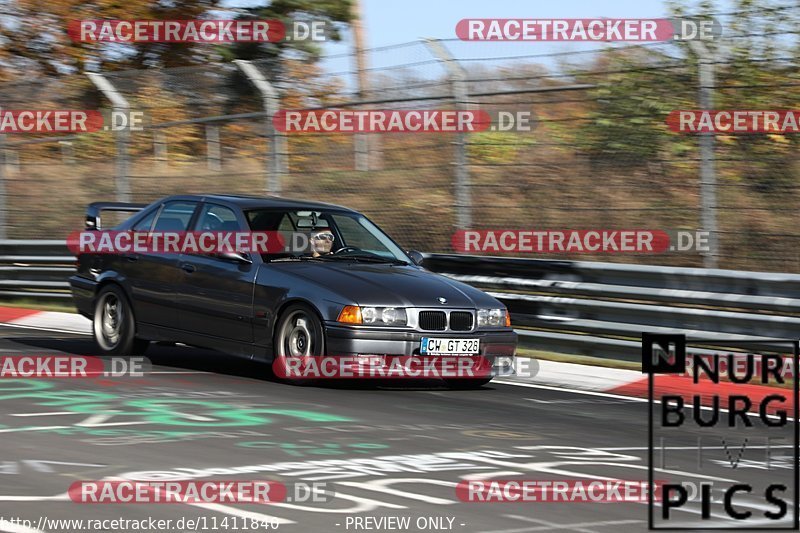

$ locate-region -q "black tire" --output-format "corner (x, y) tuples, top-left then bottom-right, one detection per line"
(272, 304), (325, 384)
(93, 285), (149, 356)
(442, 377), (493, 390)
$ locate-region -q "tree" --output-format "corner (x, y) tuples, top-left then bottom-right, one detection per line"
(0, 0), (353, 79)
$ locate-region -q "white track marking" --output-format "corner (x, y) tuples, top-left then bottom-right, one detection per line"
(486, 516), (643, 533)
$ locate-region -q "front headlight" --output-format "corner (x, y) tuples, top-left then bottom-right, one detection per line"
(382, 307), (402, 324)
(362, 307), (378, 323)
(338, 306), (407, 326)
(478, 308), (508, 327)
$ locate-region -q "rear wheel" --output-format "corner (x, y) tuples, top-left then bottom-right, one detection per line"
(272, 304), (325, 383)
(93, 285), (149, 355)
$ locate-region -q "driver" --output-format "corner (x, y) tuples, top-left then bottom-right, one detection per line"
(309, 229), (335, 257)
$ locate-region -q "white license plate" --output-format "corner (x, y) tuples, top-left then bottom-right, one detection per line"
(420, 338), (480, 355)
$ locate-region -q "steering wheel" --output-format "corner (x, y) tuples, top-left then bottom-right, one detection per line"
(332, 246), (360, 255)
(201, 213), (224, 231)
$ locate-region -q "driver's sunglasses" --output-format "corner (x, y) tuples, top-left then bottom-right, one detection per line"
(312, 232), (335, 242)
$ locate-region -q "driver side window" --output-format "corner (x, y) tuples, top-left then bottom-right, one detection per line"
(196, 204), (240, 231)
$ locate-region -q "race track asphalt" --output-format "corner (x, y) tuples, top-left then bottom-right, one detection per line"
(0, 324), (794, 533)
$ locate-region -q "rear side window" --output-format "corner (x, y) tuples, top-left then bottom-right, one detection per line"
(153, 201), (197, 231)
(132, 210), (157, 231)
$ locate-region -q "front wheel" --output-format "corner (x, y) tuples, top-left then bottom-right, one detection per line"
(272, 304), (325, 383)
(93, 285), (149, 355)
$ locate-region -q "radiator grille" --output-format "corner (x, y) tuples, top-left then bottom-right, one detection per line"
(449, 311), (473, 331)
(418, 311), (447, 331)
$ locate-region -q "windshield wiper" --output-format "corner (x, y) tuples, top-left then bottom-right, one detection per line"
(267, 254), (408, 266)
(266, 256), (325, 263)
(318, 254), (408, 265)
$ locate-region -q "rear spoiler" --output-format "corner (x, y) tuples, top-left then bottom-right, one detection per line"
(86, 202), (148, 230)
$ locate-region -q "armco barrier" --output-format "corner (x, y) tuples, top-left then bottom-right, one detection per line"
(423, 254), (800, 360)
(0, 240), (75, 298)
(1, 241), (797, 362)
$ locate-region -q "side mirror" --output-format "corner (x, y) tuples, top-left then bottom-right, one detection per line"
(219, 251), (253, 264)
(406, 250), (424, 266)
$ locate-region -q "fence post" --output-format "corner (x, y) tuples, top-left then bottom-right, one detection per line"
(352, 0), (371, 172)
(6, 149), (18, 176)
(689, 41), (717, 269)
(424, 38), (472, 229)
(59, 141), (75, 165)
(153, 131), (168, 168)
(354, 124), (369, 171)
(0, 135), (6, 239)
(206, 124), (221, 171)
(87, 72), (131, 203)
(234, 59), (284, 195)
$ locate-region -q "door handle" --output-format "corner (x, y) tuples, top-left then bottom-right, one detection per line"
(180, 263), (196, 273)
(124, 254), (139, 262)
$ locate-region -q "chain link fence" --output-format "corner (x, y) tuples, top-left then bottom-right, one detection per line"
(2, 8), (800, 273)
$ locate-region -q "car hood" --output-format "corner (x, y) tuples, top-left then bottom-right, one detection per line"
(271, 262), (501, 308)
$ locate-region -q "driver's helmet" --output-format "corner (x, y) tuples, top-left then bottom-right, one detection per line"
(309, 228), (335, 256)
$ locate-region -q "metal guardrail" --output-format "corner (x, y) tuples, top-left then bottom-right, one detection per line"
(1, 241), (798, 361)
(0, 240), (75, 298)
(422, 254), (800, 360)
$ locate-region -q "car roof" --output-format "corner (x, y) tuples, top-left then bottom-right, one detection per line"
(158, 194), (358, 213)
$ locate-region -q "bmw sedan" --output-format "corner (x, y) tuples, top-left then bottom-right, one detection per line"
(69, 194), (518, 387)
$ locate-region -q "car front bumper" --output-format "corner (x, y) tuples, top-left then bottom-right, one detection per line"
(325, 324), (517, 357)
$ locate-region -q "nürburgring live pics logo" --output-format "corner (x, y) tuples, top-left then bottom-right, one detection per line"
(644, 333), (799, 530)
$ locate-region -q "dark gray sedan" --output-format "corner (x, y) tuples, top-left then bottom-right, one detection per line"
(70, 194), (517, 387)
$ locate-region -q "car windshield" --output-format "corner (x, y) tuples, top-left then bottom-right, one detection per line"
(246, 209), (410, 264)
